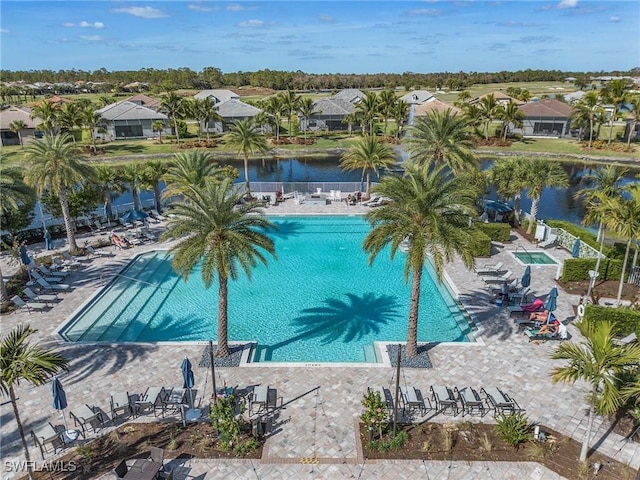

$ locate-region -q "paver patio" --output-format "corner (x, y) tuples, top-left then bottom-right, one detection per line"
(1, 199), (639, 479)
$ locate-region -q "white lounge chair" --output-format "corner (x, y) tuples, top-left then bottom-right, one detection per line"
(61, 251), (85, 265)
(150, 209), (167, 221)
(36, 278), (70, 292)
(38, 265), (68, 279)
(86, 245), (114, 257)
(30, 269), (64, 284)
(11, 295), (49, 313)
(24, 287), (58, 304)
(481, 387), (522, 416)
(613, 332), (637, 346)
(361, 196), (380, 207)
(539, 234), (557, 249)
(475, 262), (505, 275)
(482, 270), (513, 284)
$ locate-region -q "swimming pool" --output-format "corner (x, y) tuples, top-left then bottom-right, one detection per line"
(512, 250), (558, 265)
(59, 216), (473, 363)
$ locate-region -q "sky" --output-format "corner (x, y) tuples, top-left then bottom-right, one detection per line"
(1, 1), (638, 74)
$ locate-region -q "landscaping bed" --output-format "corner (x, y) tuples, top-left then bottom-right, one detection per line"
(360, 421), (636, 480)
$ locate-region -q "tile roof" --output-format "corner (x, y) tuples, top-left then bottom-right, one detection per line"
(332, 89), (365, 103)
(0, 106), (40, 129)
(194, 89), (240, 104)
(215, 99), (261, 117)
(124, 94), (161, 110)
(96, 101), (169, 121)
(414, 98), (461, 117)
(520, 98), (572, 117)
(401, 90), (434, 104)
(311, 98), (356, 116)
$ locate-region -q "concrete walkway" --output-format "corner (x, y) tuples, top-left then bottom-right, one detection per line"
(1, 200), (639, 479)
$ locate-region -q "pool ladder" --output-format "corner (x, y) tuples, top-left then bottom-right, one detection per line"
(514, 245), (534, 264)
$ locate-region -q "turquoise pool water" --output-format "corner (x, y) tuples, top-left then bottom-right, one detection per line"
(60, 216), (472, 362)
(513, 251), (557, 265)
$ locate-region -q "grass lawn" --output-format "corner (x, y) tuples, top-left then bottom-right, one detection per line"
(436, 81), (573, 103)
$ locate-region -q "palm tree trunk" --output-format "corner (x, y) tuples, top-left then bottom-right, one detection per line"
(10, 387), (35, 480)
(513, 192), (522, 227)
(243, 153), (251, 195)
(58, 184), (78, 252)
(580, 405), (595, 462)
(0, 265), (8, 303)
(365, 171), (372, 197)
(527, 197), (540, 235)
(588, 118), (594, 148)
(173, 118), (180, 144)
(217, 275), (231, 357)
(607, 119), (614, 145)
(627, 120), (637, 148)
(406, 266), (423, 357)
(153, 184), (162, 213)
(586, 227), (606, 302)
(132, 188), (142, 211)
(103, 190), (114, 221)
(616, 239), (632, 304)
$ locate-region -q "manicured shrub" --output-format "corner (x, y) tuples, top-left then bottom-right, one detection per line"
(469, 227), (492, 258)
(495, 413), (531, 448)
(546, 220), (624, 259)
(476, 222), (511, 242)
(562, 258), (624, 282)
(584, 304), (640, 337)
(361, 390), (389, 441)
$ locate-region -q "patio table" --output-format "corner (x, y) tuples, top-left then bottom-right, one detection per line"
(123, 459), (162, 480)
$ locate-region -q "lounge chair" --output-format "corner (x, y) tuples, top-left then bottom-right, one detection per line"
(361, 196), (380, 207)
(93, 220), (108, 232)
(524, 322), (567, 342)
(480, 387), (522, 416)
(38, 264), (68, 279)
(430, 386), (458, 415)
(365, 196), (385, 208)
(162, 388), (185, 414)
(613, 332), (637, 346)
(31, 423), (63, 459)
(11, 295), (49, 313)
(69, 404), (104, 437)
(23, 287), (58, 304)
(30, 269), (64, 284)
(482, 270), (513, 284)
(149, 446), (165, 470)
(539, 234), (557, 249)
(400, 386), (430, 416)
(86, 245), (114, 257)
(150, 209), (167, 221)
(489, 278), (519, 293)
(475, 262), (504, 275)
(36, 277), (71, 292)
(510, 287), (530, 305)
(454, 386), (485, 417)
(136, 387), (168, 416)
(110, 392), (133, 421)
(508, 297), (545, 315)
(249, 385), (282, 415)
(61, 251), (85, 265)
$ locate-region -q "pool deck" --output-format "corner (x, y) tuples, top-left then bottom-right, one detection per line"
(2, 199), (639, 479)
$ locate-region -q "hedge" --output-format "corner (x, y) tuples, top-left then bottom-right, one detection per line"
(546, 220), (625, 260)
(475, 222), (511, 242)
(562, 258), (624, 282)
(469, 227), (492, 258)
(584, 304), (640, 337)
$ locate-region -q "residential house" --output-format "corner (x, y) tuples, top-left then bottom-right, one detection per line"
(96, 101), (169, 140)
(413, 98), (461, 118)
(518, 98), (572, 137)
(470, 92), (524, 107)
(124, 94), (162, 111)
(623, 116), (640, 142)
(194, 89), (241, 105)
(332, 89), (366, 104)
(0, 106), (42, 146)
(401, 90), (434, 105)
(204, 99), (263, 133)
(306, 97), (356, 132)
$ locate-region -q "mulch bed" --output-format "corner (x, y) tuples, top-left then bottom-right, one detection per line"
(361, 422), (636, 480)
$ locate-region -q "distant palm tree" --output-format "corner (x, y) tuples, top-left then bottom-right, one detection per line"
(625, 97), (640, 148)
(489, 157), (527, 226)
(392, 99), (409, 140)
(30, 99), (59, 139)
(378, 89), (397, 136)
(23, 133), (93, 252)
(363, 164), (476, 357)
(478, 94), (500, 140)
(9, 120), (27, 148)
(161, 92), (186, 143)
(1, 324), (69, 480)
(152, 120), (166, 143)
(162, 150), (224, 202)
(281, 90), (300, 138)
(599, 78), (629, 145)
(571, 91), (605, 148)
(298, 97), (316, 142)
(81, 106), (105, 154)
(356, 92), (378, 134)
(404, 108), (477, 173)
(121, 163), (148, 211)
(226, 118), (269, 196)
(265, 95), (285, 142)
(144, 160), (169, 214)
(551, 318), (640, 462)
(56, 102), (83, 140)
(498, 100), (524, 141)
(161, 178), (276, 357)
(93, 165), (125, 222)
(190, 98), (222, 141)
(522, 159), (569, 234)
(340, 134), (396, 197)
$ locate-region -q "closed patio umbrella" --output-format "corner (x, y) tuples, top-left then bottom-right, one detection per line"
(181, 356), (195, 409)
(545, 286), (558, 313)
(572, 238), (581, 258)
(19, 243), (31, 266)
(521, 266), (531, 289)
(121, 209), (148, 223)
(52, 376), (74, 436)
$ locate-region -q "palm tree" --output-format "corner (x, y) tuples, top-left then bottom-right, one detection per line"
(121, 163), (148, 211)
(625, 97), (640, 148)
(340, 135), (396, 197)
(363, 164), (476, 357)
(152, 120), (165, 143)
(225, 118), (269, 196)
(1, 324), (69, 480)
(0, 163), (35, 302)
(162, 150), (222, 202)
(404, 108), (477, 174)
(489, 157), (527, 226)
(56, 102), (83, 139)
(378, 89), (397, 136)
(551, 318), (640, 462)
(571, 91), (604, 148)
(576, 166), (627, 298)
(9, 120), (27, 148)
(523, 159), (569, 234)
(355, 92), (378, 134)
(23, 133), (93, 252)
(161, 178), (276, 358)
(599, 79), (629, 145)
(392, 99), (409, 140)
(81, 106), (105, 154)
(265, 95), (285, 142)
(144, 160), (169, 214)
(281, 90), (300, 138)
(160, 92), (186, 143)
(93, 165), (124, 222)
(478, 94), (500, 140)
(192, 98), (221, 141)
(498, 100), (525, 141)
(298, 97), (316, 142)
(598, 184), (640, 303)
(30, 99), (59, 139)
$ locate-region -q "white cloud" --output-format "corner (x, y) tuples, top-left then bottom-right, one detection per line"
(188, 4), (219, 12)
(609, 16), (620, 23)
(80, 21), (104, 29)
(0, 28), (9, 33)
(238, 19), (263, 28)
(558, 0), (578, 8)
(79, 35), (104, 42)
(319, 14), (335, 23)
(227, 4), (246, 12)
(63, 22), (75, 27)
(111, 6), (168, 19)
(405, 8), (443, 17)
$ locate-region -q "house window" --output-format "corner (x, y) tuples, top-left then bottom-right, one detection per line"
(115, 125), (143, 138)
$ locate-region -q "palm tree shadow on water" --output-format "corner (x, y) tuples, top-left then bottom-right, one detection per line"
(254, 292), (401, 361)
